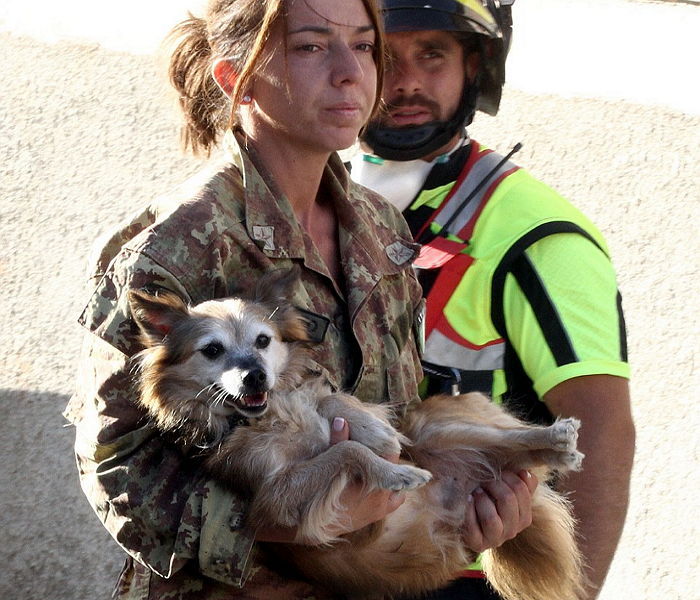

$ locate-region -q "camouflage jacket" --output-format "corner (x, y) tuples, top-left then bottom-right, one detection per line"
(64, 132), (424, 599)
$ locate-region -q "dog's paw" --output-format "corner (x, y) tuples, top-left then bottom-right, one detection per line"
(549, 418), (580, 451)
(560, 450), (585, 472)
(379, 464), (433, 492)
(544, 448), (585, 473)
(349, 416), (402, 457)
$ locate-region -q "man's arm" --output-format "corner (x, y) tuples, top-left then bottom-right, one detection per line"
(544, 374), (635, 600)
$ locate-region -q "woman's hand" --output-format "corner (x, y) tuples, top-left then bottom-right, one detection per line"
(461, 470), (538, 553)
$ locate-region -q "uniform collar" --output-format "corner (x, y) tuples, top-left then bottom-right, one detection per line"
(224, 129), (306, 260)
(223, 129), (417, 279)
(350, 134), (470, 212)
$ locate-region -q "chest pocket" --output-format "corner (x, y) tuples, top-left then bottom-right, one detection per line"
(350, 274), (423, 410)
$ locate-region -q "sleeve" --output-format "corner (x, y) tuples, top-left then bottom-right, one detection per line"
(64, 249), (256, 588)
(502, 232), (630, 398)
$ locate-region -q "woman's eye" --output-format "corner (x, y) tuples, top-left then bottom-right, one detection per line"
(200, 342), (224, 359)
(355, 42), (375, 53)
(256, 334), (271, 349)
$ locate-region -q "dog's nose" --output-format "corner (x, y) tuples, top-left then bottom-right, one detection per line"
(243, 369), (267, 388)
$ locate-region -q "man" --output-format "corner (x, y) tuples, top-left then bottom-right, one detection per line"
(350, 1), (635, 599)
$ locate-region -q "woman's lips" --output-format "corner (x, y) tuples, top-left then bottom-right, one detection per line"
(326, 103), (363, 122)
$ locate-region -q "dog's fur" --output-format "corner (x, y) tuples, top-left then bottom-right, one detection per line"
(129, 269), (586, 600)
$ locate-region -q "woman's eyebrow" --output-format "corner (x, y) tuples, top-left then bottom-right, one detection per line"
(288, 24), (375, 36)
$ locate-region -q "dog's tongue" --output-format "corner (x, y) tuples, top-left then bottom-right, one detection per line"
(243, 392), (267, 407)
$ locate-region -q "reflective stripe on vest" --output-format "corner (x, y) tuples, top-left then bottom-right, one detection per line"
(418, 148), (518, 373)
(423, 329), (505, 372)
(432, 150), (517, 237)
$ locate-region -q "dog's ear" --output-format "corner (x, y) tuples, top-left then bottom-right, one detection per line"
(277, 309), (313, 343)
(128, 289), (189, 342)
(254, 266), (300, 306)
(254, 266), (311, 343)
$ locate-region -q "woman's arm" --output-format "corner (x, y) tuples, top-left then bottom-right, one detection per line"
(70, 332), (257, 586)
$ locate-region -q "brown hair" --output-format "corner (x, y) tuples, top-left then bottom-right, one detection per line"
(166, 0), (385, 156)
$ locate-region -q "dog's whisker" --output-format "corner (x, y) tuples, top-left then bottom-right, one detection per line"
(211, 387), (230, 408)
(194, 384), (215, 401)
(207, 388), (222, 405)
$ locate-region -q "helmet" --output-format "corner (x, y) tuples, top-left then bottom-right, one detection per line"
(363, 0), (514, 161)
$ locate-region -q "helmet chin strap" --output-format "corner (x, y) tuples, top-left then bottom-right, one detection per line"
(363, 82), (479, 162)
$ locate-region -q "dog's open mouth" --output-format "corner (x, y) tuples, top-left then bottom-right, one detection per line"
(240, 392), (268, 411)
(226, 391), (269, 417)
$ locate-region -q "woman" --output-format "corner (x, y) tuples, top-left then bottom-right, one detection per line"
(65, 1), (534, 598)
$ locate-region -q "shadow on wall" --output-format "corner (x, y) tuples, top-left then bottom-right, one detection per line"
(0, 389), (123, 600)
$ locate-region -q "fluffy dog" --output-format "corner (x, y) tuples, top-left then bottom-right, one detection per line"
(129, 269), (585, 600)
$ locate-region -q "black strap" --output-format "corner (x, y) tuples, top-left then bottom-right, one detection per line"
(509, 253), (578, 366)
(403, 145), (472, 241)
(491, 222), (621, 425)
(490, 221), (607, 339)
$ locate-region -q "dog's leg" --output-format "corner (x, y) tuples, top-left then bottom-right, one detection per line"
(408, 420), (584, 482)
(316, 392), (405, 458)
(405, 394), (584, 475)
(523, 418), (585, 471)
(248, 440), (431, 545)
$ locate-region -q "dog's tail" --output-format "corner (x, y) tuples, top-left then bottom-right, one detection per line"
(481, 484), (586, 600)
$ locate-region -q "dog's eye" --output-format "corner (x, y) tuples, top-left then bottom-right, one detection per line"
(200, 342), (224, 359)
(255, 334), (271, 349)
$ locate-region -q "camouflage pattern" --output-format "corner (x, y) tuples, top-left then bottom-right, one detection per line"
(64, 131), (424, 599)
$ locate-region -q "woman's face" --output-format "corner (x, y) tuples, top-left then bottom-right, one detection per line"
(246, 0), (378, 156)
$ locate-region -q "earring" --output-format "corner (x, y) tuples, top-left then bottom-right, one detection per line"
(242, 94), (252, 104)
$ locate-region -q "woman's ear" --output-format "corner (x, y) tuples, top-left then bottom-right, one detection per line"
(212, 59), (238, 97)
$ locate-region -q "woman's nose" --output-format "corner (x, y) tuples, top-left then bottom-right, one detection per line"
(331, 44), (364, 87)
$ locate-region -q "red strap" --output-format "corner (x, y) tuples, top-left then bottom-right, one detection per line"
(413, 143), (482, 242)
(454, 165), (520, 242)
(454, 569), (486, 579)
(423, 252), (474, 337)
(414, 236), (469, 269)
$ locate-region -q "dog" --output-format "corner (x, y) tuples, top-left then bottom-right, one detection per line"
(128, 268), (585, 600)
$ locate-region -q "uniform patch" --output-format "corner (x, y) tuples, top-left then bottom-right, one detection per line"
(252, 225), (275, 250)
(385, 241), (415, 265)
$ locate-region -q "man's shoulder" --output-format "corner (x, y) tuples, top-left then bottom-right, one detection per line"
(478, 165), (593, 234)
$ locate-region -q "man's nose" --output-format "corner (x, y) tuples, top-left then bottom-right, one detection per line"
(386, 58), (422, 96)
